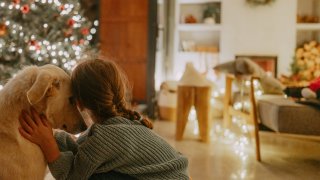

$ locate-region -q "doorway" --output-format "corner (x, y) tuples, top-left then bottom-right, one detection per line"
(99, 0), (157, 117)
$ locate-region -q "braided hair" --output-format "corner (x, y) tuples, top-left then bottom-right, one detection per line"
(71, 58), (153, 129)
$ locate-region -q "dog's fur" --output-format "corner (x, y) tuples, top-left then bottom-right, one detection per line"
(0, 65), (86, 180)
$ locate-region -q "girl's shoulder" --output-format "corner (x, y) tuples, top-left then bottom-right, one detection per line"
(96, 116), (144, 129)
(89, 116), (143, 135)
(102, 116), (135, 126)
(86, 117), (151, 148)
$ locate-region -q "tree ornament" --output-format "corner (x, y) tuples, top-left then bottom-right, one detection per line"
(67, 19), (75, 26)
(28, 40), (40, 50)
(0, 24), (7, 36)
(21, 4), (30, 14)
(59, 5), (64, 11)
(12, 0), (20, 4)
(29, 40), (36, 46)
(81, 28), (89, 35)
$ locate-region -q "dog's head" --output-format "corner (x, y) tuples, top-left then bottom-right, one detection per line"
(26, 64), (86, 134)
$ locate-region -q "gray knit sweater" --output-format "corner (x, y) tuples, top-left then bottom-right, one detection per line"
(49, 116), (189, 180)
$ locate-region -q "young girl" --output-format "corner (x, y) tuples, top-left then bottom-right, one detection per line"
(19, 59), (189, 180)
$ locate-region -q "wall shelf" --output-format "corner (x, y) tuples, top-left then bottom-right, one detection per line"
(296, 0), (320, 47)
(296, 23), (320, 31)
(157, 0), (164, 4)
(178, 0), (221, 4)
(171, 0), (222, 80)
(178, 51), (219, 55)
(178, 24), (221, 31)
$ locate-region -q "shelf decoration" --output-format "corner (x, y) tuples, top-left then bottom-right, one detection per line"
(297, 14), (319, 23)
(185, 14), (197, 23)
(181, 40), (196, 51)
(246, 0), (275, 6)
(203, 4), (220, 24)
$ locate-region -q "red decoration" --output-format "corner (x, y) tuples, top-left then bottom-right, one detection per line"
(0, 24), (7, 36)
(81, 28), (89, 36)
(309, 77), (320, 92)
(185, 15), (197, 23)
(21, 4), (30, 14)
(29, 40), (41, 50)
(12, 0), (20, 4)
(36, 45), (40, 50)
(29, 40), (36, 46)
(59, 5), (64, 11)
(67, 19), (75, 26)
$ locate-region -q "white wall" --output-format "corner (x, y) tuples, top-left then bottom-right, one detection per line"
(220, 0), (297, 76)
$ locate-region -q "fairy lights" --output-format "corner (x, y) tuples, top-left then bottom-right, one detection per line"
(184, 80), (263, 179)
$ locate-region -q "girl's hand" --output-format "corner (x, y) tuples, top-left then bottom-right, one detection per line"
(18, 107), (60, 163)
(19, 108), (53, 145)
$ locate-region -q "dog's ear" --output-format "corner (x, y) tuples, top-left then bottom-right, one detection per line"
(45, 79), (60, 97)
(27, 72), (55, 105)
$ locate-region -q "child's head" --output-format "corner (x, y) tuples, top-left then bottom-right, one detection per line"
(71, 58), (152, 129)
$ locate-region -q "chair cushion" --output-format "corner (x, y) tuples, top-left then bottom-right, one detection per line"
(258, 97), (320, 135)
(213, 58), (285, 94)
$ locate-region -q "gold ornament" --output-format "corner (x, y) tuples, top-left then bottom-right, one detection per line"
(0, 23), (6, 36)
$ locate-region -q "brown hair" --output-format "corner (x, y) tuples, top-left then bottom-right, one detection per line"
(71, 58), (153, 129)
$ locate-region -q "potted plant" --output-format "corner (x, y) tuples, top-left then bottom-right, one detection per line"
(203, 4), (220, 24)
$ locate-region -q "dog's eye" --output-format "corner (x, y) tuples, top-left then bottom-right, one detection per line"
(69, 96), (75, 106)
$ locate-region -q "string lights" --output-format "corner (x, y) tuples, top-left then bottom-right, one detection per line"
(184, 79), (263, 179)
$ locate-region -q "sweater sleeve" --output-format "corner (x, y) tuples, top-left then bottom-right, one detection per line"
(54, 131), (79, 154)
(76, 126), (91, 145)
(48, 127), (118, 180)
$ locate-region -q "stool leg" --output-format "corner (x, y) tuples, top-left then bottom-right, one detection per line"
(176, 86), (194, 141)
(194, 87), (211, 143)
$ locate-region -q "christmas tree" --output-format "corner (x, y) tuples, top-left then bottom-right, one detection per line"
(0, 0), (97, 88)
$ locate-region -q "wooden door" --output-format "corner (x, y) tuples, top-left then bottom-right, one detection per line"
(99, 0), (153, 103)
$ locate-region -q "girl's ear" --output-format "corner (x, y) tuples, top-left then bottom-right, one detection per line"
(76, 100), (84, 111)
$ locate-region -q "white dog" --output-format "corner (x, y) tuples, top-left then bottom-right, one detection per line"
(0, 64), (86, 180)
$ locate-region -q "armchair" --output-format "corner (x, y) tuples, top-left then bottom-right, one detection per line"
(223, 74), (320, 161)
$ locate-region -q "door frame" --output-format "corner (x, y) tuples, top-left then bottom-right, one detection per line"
(147, 0), (157, 119)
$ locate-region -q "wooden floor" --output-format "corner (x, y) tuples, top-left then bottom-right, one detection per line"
(153, 119), (320, 180)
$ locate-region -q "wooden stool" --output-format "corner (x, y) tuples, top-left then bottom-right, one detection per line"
(176, 85), (212, 142)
